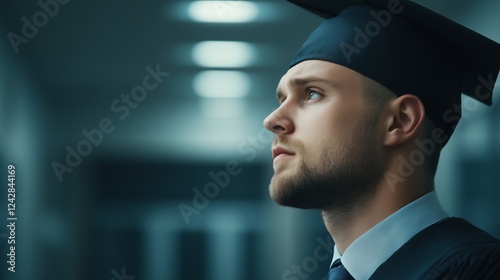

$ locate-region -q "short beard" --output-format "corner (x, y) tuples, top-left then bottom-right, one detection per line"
(268, 111), (385, 212)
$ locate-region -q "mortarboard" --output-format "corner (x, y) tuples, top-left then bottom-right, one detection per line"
(287, 0), (500, 146)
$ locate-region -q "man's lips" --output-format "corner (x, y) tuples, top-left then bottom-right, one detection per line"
(272, 146), (295, 160)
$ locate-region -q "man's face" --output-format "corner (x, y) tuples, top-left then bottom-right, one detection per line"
(263, 60), (386, 210)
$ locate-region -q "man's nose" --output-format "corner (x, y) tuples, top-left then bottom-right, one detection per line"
(263, 105), (295, 136)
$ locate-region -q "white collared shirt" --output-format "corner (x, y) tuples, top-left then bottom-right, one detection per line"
(331, 191), (449, 280)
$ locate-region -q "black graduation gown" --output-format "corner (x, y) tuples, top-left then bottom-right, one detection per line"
(370, 218), (500, 279)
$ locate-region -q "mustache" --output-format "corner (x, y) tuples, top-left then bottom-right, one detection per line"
(272, 137), (304, 152)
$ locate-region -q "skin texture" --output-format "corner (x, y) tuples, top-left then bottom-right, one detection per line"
(265, 60), (384, 210)
(263, 60), (434, 253)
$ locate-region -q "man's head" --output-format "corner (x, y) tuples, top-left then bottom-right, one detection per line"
(264, 2), (499, 211)
(264, 60), (441, 210)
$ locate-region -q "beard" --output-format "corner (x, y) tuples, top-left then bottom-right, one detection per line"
(268, 112), (385, 211)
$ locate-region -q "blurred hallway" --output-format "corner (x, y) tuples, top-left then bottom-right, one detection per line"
(0, 1), (499, 279)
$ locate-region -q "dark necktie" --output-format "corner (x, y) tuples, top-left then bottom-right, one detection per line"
(328, 259), (354, 280)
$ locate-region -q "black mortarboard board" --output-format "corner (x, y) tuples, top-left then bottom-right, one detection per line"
(287, 0), (500, 146)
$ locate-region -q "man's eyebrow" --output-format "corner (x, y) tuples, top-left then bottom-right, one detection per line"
(276, 76), (339, 101)
(291, 77), (339, 88)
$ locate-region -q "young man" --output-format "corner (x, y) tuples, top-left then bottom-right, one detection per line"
(264, 1), (500, 279)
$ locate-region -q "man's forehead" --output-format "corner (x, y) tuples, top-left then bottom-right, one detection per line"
(276, 60), (363, 96)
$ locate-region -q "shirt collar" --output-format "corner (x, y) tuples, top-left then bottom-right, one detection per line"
(330, 191), (449, 280)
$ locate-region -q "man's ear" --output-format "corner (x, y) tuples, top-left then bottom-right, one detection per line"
(383, 94), (425, 146)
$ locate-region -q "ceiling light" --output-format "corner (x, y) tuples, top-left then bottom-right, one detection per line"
(192, 41), (256, 68)
(193, 71), (251, 98)
(187, 1), (258, 23)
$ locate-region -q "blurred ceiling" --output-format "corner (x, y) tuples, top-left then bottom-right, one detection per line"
(1, 0), (499, 163)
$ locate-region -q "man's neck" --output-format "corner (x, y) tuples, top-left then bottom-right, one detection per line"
(321, 178), (433, 254)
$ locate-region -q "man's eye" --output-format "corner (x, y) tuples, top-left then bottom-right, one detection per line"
(307, 91), (321, 100)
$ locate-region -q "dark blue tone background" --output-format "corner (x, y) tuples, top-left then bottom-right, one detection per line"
(0, 1), (499, 279)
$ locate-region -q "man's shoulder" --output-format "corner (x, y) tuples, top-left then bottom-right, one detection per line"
(370, 218), (500, 280)
(422, 217), (500, 246)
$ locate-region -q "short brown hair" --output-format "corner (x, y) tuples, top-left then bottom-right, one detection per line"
(362, 76), (442, 177)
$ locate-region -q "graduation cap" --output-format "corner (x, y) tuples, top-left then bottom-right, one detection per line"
(287, 0), (500, 146)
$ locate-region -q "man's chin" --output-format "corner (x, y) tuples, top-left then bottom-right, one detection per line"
(270, 192), (323, 209)
(273, 199), (319, 209)
(268, 177), (324, 209)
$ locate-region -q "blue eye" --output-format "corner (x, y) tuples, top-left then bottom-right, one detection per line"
(307, 91), (321, 100)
